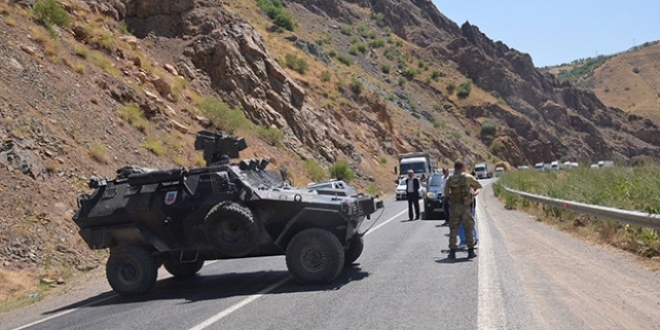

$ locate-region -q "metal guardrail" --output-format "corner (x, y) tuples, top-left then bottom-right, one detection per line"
(503, 186), (660, 230)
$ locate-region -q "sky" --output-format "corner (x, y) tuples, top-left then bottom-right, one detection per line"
(432, 0), (660, 67)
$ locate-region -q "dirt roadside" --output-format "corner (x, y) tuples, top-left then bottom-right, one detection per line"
(481, 185), (660, 329)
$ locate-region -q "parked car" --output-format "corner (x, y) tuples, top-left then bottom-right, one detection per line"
(307, 179), (357, 196)
(494, 167), (505, 177)
(395, 179), (422, 201)
(517, 165), (530, 170)
(534, 162), (544, 171)
(422, 173), (445, 219)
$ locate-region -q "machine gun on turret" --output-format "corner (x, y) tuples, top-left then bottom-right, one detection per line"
(194, 130), (248, 166)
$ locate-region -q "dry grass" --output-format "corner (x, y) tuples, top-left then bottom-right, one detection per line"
(142, 134), (166, 155)
(117, 103), (148, 131)
(4, 15), (17, 27)
(0, 269), (41, 313)
(88, 50), (119, 76)
(494, 165), (660, 258)
(88, 140), (107, 163)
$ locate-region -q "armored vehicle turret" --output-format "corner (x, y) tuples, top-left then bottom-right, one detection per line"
(73, 130), (383, 295)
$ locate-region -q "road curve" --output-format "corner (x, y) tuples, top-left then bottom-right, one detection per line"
(3, 181), (660, 330)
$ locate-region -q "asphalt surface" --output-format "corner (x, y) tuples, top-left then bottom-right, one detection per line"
(5, 178), (660, 330)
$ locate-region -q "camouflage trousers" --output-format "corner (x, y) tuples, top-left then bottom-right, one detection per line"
(448, 203), (475, 249)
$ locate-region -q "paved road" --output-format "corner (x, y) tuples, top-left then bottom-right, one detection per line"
(4, 180), (660, 330)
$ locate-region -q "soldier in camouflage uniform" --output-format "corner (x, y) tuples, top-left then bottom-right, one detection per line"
(443, 161), (482, 259)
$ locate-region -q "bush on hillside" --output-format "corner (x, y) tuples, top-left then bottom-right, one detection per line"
(457, 81), (472, 98)
(304, 159), (326, 182)
(257, 0), (295, 31)
(34, 0), (70, 28)
(329, 159), (355, 182)
(197, 97), (250, 133)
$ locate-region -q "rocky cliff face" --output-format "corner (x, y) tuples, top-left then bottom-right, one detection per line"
(370, 0), (660, 163)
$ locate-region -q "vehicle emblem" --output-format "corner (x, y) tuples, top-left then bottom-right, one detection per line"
(164, 191), (178, 205)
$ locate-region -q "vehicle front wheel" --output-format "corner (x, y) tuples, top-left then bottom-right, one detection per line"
(286, 228), (345, 284)
(106, 245), (158, 296)
(344, 235), (364, 266)
(163, 258), (205, 278)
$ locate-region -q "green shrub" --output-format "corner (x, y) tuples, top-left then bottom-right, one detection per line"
(197, 97), (250, 133)
(349, 42), (367, 55)
(366, 184), (378, 196)
(480, 119), (497, 137)
(446, 82), (456, 95)
(257, 0), (294, 31)
(336, 52), (352, 66)
(632, 67), (641, 74)
(320, 70), (332, 82)
(402, 67), (418, 80)
(304, 159), (326, 182)
(284, 53), (309, 74)
(431, 70), (440, 81)
(379, 157), (387, 164)
(369, 38), (385, 48)
(398, 77), (406, 86)
(329, 159), (355, 182)
(349, 78), (363, 95)
(258, 126), (284, 146)
(384, 47), (398, 60)
(340, 25), (352, 36)
(356, 23), (368, 37)
(34, 0), (70, 28)
(117, 103), (148, 131)
(381, 63), (391, 74)
(371, 11), (386, 26)
(457, 81), (472, 98)
(496, 97), (507, 106)
(418, 59), (428, 70)
(328, 49), (337, 57)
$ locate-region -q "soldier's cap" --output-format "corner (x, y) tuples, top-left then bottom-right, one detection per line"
(454, 160), (464, 170)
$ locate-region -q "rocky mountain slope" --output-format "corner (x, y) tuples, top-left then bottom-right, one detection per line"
(1, 0), (660, 308)
(544, 41), (660, 123)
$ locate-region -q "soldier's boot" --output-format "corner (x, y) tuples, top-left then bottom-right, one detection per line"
(448, 249), (456, 259)
(467, 248), (477, 259)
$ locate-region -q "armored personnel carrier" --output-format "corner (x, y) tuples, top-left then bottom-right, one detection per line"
(73, 131), (383, 295)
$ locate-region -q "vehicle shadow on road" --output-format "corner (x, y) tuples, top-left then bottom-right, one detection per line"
(43, 266), (369, 314)
(434, 258), (474, 264)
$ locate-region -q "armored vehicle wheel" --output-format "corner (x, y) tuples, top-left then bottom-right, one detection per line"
(204, 202), (258, 257)
(344, 234), (364, 266)
(163, 259), (205, 278)
(286, 228), (345, 284)
(106, 245), (158, 296)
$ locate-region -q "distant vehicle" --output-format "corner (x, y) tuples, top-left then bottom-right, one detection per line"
(563, 161), (579, 169)
(550, 161), (560, 170)
(307, 180), (357, 197)
(590, 164), (600, 169)
(398, 152), (438, 181)
(395, 178), (421, 201)
(495, 167), (505, 177)
(534, 162), (545, 171)
(474, 162), (494, 179)
(598, 160), (614, 168)
(517, 165), (530, 170)
(422, 173), (446, 219)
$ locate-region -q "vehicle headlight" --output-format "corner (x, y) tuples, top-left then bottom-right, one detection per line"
(426, 192), (436, 199)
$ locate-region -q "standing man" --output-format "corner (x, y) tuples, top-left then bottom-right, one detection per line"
(441, 168), (450, 226)
(443, 161), (482, 259)
(405, 169), (421, 221)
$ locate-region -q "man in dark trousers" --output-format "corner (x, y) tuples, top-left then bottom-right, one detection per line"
(405, 169), (421, 221)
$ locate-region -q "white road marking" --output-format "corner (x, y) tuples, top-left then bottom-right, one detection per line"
(10, 294), (117, 330)
(477, 182), (507, 329)
(186, 207), (408, 330)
